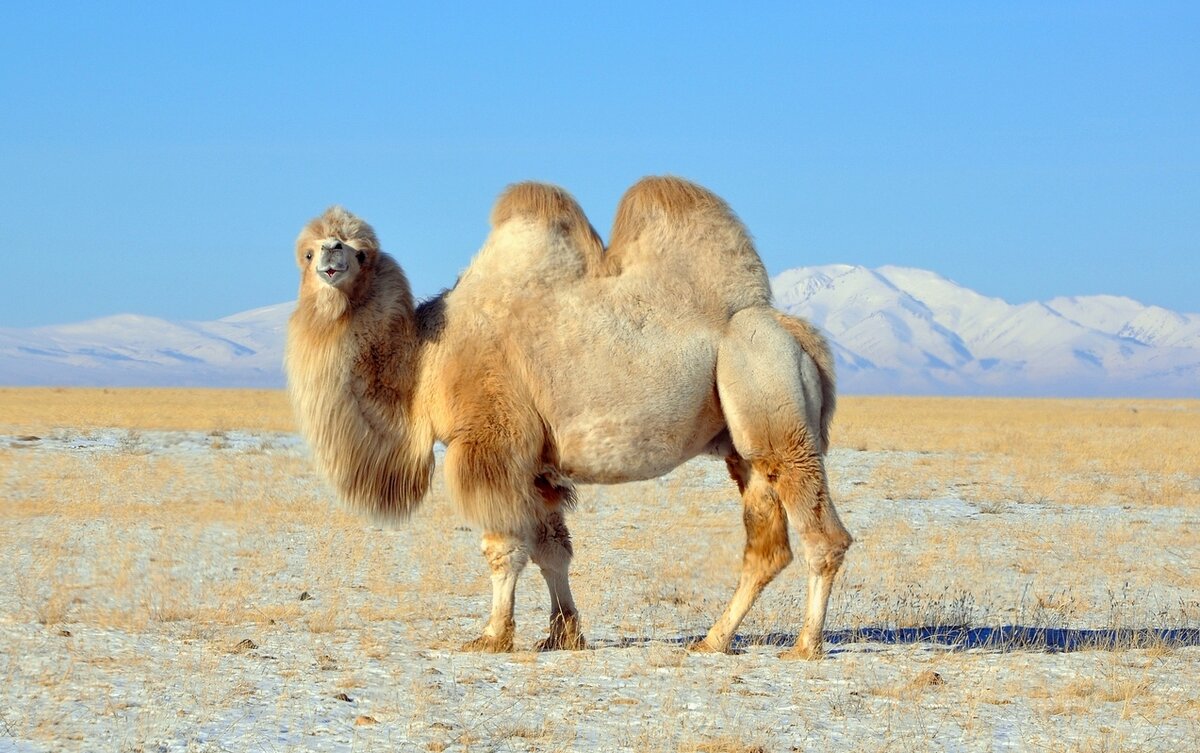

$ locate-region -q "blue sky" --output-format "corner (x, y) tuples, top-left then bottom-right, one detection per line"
(3, 2), (1197, 327)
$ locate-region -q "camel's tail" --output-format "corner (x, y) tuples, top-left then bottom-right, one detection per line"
(773, 311), (837, 454)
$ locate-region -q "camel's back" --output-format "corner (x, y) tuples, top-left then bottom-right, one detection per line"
(606, 176), (771, 317)
(435, 177), (778, 483)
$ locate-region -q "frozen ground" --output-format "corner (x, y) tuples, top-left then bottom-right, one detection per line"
(1, 429), (1198, 752)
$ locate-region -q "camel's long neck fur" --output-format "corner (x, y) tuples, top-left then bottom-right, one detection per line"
(286, 257), (435, 519)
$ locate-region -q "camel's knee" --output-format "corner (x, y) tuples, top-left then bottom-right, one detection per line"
(748, 541), (793, 585)
(481, 532), (531, 574)
(531, 508), (573, 571)
(801, 527), (852, 578)
(748, 453), (851, 577)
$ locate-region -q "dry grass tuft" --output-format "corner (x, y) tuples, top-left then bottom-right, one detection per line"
(644, 644), (689, 668)
(911, 669), (946, 688)
(684, 738), (771, 753)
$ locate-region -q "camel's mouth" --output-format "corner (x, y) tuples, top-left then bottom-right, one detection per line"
(320, 267), (347, 284)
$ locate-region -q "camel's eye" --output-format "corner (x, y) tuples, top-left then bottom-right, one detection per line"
(305, 250), (313, 261)
(356, 250), (366, 264)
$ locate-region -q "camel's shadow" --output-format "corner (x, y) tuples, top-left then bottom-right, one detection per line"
(595, 626), (1200, 654)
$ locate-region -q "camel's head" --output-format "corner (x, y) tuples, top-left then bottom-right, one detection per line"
(295, 206), (380, 315)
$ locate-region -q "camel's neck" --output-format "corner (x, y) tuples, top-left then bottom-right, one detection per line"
(287, 259), (435, 519)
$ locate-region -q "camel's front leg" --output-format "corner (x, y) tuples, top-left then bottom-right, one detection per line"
(462, 531), (530, 652)
(531, 506), (585, 651)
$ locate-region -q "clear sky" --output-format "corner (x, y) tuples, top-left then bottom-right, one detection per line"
(3, 1), (1197, 327)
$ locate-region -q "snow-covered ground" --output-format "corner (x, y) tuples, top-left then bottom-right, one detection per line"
(1, 429), (1198, 751)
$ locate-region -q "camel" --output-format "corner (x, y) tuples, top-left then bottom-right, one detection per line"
(285, 177), (852, 658)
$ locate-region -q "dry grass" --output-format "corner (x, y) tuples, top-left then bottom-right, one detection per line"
(683, 739), (770, 753)
(835, 396), (1200, 507)
(0, 387), (292, 434)
(4, 389), (1196, 509)
(2, 389), (1198, 752)
(3, 390), (1197, 637)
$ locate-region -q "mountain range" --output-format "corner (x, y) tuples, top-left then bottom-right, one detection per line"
(773, 265), (1198, 396)
(2, 265), (1197, 396)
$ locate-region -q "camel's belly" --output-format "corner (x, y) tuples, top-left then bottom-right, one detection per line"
(556, 412), (722, 483)
(522, 279), (729, 483)
(550, 367), (725, 484)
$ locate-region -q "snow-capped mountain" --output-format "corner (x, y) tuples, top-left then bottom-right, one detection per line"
(1, 266), (1197, 396)
(0, 303), (290, 388)
(772, 265), (1200, 396)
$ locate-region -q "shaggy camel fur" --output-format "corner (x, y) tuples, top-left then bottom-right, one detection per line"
(286, 177), (852, 657)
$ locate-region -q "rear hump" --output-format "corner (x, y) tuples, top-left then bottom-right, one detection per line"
(606, 176), (770, 314)
(609, 176), (731, 251)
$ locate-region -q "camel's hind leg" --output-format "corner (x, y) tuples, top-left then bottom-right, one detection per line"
(698, 445), (851, 658)
(712, 307), (852, 658)
(771, 450), (852, 660)
(530, 503), (586, 651)
(694, 456), (793, 653)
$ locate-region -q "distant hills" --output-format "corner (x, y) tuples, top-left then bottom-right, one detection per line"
(2, 265), (1197, 396)
(0, 303), (290, 388)
(773, 265), (1199, 396)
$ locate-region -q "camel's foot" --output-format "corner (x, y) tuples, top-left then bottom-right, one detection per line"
(687, 637), (732, 654)
(535, 629), (586, 652)
(535, 614), (586, 651)
(780, 633), (824, 660)
(461, 633), (514, 653)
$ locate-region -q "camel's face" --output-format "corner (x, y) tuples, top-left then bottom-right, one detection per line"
(306, 238), (366, 290)
(295, 207), (380, 302)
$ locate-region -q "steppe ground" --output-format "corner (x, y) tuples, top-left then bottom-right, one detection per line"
(1, 388), (1198, 752)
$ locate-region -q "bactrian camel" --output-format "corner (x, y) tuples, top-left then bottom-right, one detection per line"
(285, 176), (852, 658)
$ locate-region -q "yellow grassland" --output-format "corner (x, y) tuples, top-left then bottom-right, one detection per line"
(3, 389), (1195, 631)
(3, 389), (1196, 507)
(1, 389), (1197, 750)
(834, 396), (1200, 507)
(0, 387), (293, 434)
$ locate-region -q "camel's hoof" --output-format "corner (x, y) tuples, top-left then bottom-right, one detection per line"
(687, 638), (729, 654)
(535, 632), (587, 652)
(780, 641), (823, 660)
(460, 634), (514, 653)
(536, 615), (586, 651)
